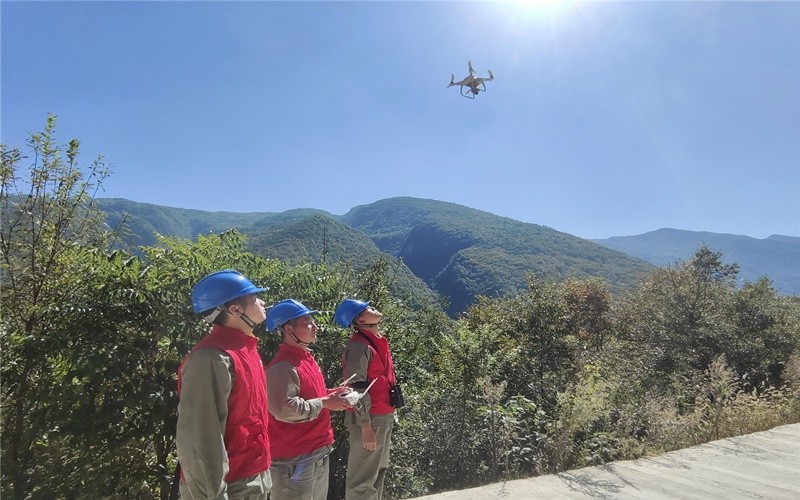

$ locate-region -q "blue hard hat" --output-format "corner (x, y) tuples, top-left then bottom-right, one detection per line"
(334, 299), (370, 328)
(266, 299), (317, 332)
(192, 270), (266, 314)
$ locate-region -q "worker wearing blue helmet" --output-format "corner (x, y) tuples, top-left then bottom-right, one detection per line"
(265, 299), (351, 500)
(177, 270), (272, 499)
(336, 299), (402, 500)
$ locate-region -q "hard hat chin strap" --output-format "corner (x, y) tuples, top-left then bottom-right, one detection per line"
(240, 313), (257, 329)
(283, 325), (313, 347)
(290, 332), (313, 346)
(203, 307), (223, 323)
(204, 305), (259, 329)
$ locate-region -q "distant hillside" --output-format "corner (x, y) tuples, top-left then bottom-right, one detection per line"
(248, 211), (368, 262)
(592, 229), (800, 294)
(246, 212), (440, 305)
(100, 197), (796, 315)
(97, 198), (272, 247)
(340, 197), (654, 315)
(96, 199), (438, 306)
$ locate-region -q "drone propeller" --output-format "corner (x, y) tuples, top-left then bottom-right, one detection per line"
(487, 69), (494, 81)
(468, 60), (475, 77)
(448, 74), (455, 87)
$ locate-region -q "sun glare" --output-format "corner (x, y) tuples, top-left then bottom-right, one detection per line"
(509, 0), (575, 20)
(488, 0), (578, 36)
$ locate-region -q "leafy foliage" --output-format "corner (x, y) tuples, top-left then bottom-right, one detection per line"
(1, 115), (114, 498)
(616, 246), (799, 391)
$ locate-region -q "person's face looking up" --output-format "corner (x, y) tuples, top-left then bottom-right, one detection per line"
(356, 307), (383, 332)
(229, 294), (266, 325)
(286, 314), (318, 344)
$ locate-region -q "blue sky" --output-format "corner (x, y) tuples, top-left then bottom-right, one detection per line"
(3, 1), (799, 240)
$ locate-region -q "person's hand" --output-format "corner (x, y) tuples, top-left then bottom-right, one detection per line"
(320, 393), (350, 411)
(327, 386), (351, 397)
(361, 423), (377, 451)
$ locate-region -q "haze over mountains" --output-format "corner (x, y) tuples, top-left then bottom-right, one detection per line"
(592, 229), (800, 295)
(98, 197), (798, 315)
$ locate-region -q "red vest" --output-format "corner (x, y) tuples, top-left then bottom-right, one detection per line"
(347, 329), (396, 415)
(266, 344), (334, 459)
(178, 325), (271, 482)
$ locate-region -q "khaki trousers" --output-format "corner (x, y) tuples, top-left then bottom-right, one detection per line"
(345, 413), (395, 500)
(269, 446), (331, 500)
(180, 470), (271, 499)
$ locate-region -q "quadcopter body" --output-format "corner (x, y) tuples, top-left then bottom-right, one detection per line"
(448, 60), (494, 99)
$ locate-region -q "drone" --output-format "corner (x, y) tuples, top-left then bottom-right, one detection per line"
(448, 60), (494, 99)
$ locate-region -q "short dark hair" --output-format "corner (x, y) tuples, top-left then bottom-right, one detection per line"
(212, 295), (252, 325)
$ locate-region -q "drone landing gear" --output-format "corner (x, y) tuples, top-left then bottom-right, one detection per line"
(460, 84), (486, 99)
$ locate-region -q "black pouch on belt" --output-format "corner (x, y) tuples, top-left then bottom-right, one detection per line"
(388, 383), (405, 408)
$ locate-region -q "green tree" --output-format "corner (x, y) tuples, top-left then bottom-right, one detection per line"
(562, 278), (614, 353)
(461, 276), (580, 408)
(1, 115), (112, 498)
(726, 278), (800, 388)
(616, 246), (740, 389)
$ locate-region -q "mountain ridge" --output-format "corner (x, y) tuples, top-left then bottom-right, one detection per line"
(340, 197), (655, 314)
(592, 228), (799, 294)
(96, 197), (798, 313)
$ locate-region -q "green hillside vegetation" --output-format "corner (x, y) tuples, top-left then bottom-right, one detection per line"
(342, 197), (655, 315)
(339, 197), (453, 254)
(3, 118), (799, 500)
(249, 213), (374, 262)
(246, 207), (332, 230)
(97, 196), (655, 316)
(98, 198), (271, 247)
(246, 213), (440, 306)
(96, 197), (798, 318)
(97, 201), (439, 306)
(593, 228), (800, 294)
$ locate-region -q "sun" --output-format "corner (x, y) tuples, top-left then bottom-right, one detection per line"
(511, 0), (576, 17)
(491, 0), (578, 32)
(509, 0), (576, 18)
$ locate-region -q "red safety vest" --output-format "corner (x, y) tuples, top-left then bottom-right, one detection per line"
(346, 329), (396, 415)
(178, 325), (271, 482)
(266, 344), (334, 459)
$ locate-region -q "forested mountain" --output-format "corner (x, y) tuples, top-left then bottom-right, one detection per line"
(246, 211), (441, 305)
(98, 198), (271, 247)
(340, 197), (654, 314)
(98, 197), (654, 315)
(98, 197), (800, 314)
(98, 200), (438, 305)
(592, 229), (800, 295)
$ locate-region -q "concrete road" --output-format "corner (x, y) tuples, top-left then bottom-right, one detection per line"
(414, 423), (800, 499)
